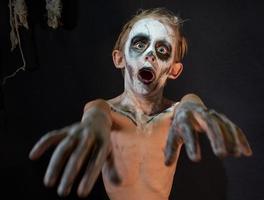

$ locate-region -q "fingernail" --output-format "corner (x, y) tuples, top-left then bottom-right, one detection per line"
(164, 158), (173, 166)
(58, 184), (70, 197)
(44, 175), (55, 187)
(29, 149), (35, 160)
(77, 190), (87, 198)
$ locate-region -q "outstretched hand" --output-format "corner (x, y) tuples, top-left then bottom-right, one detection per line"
(165, 94), (252, 165)
(29, 108), (121, 197)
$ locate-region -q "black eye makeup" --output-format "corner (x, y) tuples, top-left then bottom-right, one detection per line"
(129, 34), (172, 61)
(130, 34), (150, 52)
(155, 41), (172, 61)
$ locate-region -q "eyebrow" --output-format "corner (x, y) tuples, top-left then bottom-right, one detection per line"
(131, 33), (150, 44)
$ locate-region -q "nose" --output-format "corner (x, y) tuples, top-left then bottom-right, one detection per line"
(145, 51), (156, 63)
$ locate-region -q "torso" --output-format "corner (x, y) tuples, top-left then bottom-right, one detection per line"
(102, 100), (181, 200)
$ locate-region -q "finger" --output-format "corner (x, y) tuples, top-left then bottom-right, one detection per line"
(182, 111), (202, 161)
(235, 127), (253, 156)
(77, 140), (108, 197)
(210, 111), (239, 156)
(57, 132), (95, 196)
(180, 121), (201, 162)
(104, 151), (122, 185)
(169, 110), (202, 162)
(193, 110), (227, 157)
(165, 119), (183, 166)
(216, 113), (252, 156)
(44, 137), (77, 187)
(29, 129), (67, 160)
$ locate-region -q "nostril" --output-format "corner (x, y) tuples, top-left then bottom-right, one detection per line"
(145, 55), (155, 62)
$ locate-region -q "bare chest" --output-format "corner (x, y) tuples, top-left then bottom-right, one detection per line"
(102, 110), (178, 199)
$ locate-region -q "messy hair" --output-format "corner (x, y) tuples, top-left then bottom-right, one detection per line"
(113, 8), (188, 62)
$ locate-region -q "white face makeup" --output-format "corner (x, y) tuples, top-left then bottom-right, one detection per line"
(124, 18), (176, 95)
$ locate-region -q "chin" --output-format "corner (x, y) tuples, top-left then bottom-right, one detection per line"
(132, 80), (160, 97)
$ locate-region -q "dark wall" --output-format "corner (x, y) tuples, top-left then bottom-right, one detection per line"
(0, 0), (263, 199)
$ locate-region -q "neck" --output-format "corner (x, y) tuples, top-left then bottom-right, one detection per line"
(121, 88), (165, 116)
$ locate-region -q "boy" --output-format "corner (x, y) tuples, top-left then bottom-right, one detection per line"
(29, 8), (252, 200)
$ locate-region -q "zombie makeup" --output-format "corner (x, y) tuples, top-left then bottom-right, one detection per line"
(129, 35), (172, 62)
(123, 18), (176, 95)
(130, 34), (150, 56)
(155, 40), (172, 61)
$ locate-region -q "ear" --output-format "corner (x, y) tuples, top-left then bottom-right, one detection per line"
(112, 50), (125, 69)
(168, 62), (183, 79)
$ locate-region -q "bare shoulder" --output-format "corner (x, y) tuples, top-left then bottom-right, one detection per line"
(83, 99), (112, 118)
(106, 96), (137, 127)
(106, 95), (123, 108)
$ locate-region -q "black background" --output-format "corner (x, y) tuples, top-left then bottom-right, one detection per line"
(0, 0), (264, 199)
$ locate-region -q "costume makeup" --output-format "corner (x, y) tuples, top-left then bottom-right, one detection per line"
(124, 18), (176, 95)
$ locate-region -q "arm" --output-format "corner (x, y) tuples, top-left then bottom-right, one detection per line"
(82, 99), (112, 123)
(165, 93), (252, 165)
(29, 99), (120, 197)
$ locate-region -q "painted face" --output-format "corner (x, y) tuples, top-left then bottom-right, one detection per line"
(124, 18), (176, 95)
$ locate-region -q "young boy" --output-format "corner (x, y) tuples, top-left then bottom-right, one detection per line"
(29, 8), (252, 200)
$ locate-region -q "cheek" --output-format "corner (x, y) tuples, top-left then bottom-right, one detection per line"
(157, 47), (175, 74)
(124, 41), (146, 67)
(126, 52), (139, 65)
(127, 47), (146, 67)
(126, 64), (134, 78)
(156, 50), (171, 62)
(125, 50), (144, 71)
(157, 58), (173, 73)
(128, 47), (143, 60)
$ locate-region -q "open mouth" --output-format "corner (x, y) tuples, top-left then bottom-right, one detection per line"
(137, 67), (156, 85)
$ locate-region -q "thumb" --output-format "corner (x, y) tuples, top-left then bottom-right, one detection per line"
(105, 151), (122, 185)
(164, 127), (183, 166)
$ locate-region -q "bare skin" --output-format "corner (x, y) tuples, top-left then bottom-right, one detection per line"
(29, 17), (252, 200)
(104, 95), (178, 200)
(103, 93), (252, 200)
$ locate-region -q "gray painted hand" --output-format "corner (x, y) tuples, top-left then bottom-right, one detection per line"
(165, 100), (252, 165)
(29, 109), (121, 198)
